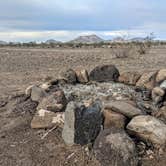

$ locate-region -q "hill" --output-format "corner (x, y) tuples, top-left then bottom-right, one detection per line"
(69, 34), (104, 43)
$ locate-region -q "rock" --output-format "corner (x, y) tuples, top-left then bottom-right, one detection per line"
(12, 99), (38, 115)
(37, 90), (67, 112)
(119, 71), (141, 85)
(31, 109), (64, 129)
(40, 79), (60, 91)
(152, 87), (165, 97)
(160, 80), (166, 90)
(62, 100), (103, 145)
(104, 101), (145, 118)
(6, 93), (36, 114)
(89, 65), (119, 82)
(135, 86), (152, 101)
(0, 97), (7, 108)
(136, 71), (157, 90)
(103, 108), (127, 129)
(75, 68), (89, 83)
(25, 85), (34, 97)
(136, 101), (156, 114)
(60, 69), (77, 84)
(127, 115), (166, 146)
(93, 128), (138, 166)
(40, 82), (52, 91)
(153, 106), (166, 124)
(31, 85), (46, 102)
(156, 69), (166, 83)
(151, 87), (165, 105)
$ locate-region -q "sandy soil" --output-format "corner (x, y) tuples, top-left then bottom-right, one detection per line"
(0, 47), (166, 166)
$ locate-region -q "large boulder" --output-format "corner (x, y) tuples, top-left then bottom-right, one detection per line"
(89, 65), (119, 82)
(31, 109), (64, 129)
(136, 71), (157, 90)
(75, 68), (89, 83)
(127, 115), (166, 146)
(62, 100), (103, 145)
(103, 108), (127, 129)
(119, 71), (141, 85)
(93, 128), (138, 166)
(37, 90), (67, 113)
(60, 69), (77, 84)
(104, 101), (145, 118)
(156, 69), (166, 83)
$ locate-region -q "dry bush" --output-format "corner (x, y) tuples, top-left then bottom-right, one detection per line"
(137, 42), (152, 55)
(112, 47), (133, 59)
(137, 44), (146, 54)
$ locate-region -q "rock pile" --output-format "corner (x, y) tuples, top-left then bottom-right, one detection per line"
(4, 64), (166, 166)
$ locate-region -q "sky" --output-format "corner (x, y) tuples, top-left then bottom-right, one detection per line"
(0, 0), (166, 42)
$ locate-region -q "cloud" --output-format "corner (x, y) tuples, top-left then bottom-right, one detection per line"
(0, 0), (166, 40)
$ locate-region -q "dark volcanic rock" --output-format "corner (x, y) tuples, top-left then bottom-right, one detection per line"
(60, 69), (77, 84)
(62, 100), (103, 145)
(93, 128), (138, 166)
(37, 90), (67, 112)
(89, 65), (120, 82)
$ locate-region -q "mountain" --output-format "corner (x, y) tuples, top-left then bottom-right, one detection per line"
(45, 39), (61, 44)
(0, 40), (7, 45)
(69, 35), (104, 43)
(130, 37), (146, 42)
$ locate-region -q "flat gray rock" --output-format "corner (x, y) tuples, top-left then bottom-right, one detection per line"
(104, 101), (145, 118)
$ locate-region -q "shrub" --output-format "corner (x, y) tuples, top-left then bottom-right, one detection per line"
(112, 47), (132, 58)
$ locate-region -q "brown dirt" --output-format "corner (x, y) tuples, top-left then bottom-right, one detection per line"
(0, 47), (166, 166)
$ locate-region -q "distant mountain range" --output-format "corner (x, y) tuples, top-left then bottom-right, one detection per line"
(69, 34), (104, 43)
(0, 40), (7, 45)
(0, 34), (157, 45)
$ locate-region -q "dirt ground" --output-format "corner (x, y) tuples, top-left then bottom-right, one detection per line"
(0, 47), (166, 166)
(1, 46), (166, 98)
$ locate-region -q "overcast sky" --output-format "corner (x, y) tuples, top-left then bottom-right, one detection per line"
(0, 0), (166, 42)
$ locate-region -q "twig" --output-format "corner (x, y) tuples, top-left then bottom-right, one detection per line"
(41, 125), (58, 140)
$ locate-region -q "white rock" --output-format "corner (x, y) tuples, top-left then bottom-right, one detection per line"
(127, 115), (166, 146)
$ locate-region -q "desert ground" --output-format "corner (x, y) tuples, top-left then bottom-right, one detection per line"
(0, 46), (166, 98)
(0, 46), (166, 166)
